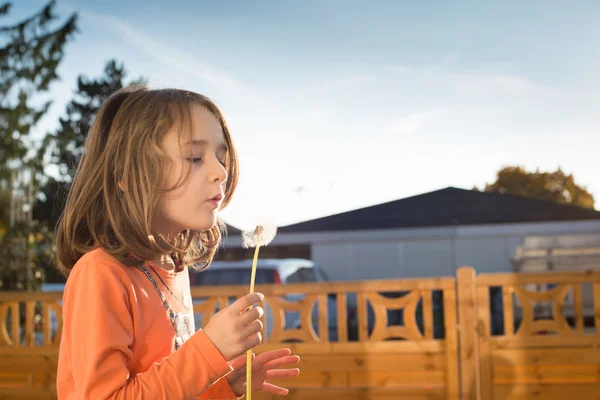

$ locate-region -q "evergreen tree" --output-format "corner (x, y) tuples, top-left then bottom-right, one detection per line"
(0, 1), (77, 291)
(36, 59), (146, 229)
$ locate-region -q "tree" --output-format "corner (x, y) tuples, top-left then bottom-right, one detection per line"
(1, 1), (77, 176)
(480, 166), (595, 209)
(0, 1), (78, 291)
(36, 60), (146, 230)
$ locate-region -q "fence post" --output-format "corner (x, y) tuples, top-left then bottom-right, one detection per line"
(443, 284), (460, 399)
(457, 266), (481, 400)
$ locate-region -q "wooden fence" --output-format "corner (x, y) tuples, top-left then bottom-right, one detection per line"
(1, 267), (600, 399)
(460, 269), (600, 400)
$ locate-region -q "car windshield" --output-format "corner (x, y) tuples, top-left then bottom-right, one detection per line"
(192, 268), (275, 286)
(286, 267), (318, 283)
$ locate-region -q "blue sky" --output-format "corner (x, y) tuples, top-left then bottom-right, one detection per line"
(10, 1), (600, 229)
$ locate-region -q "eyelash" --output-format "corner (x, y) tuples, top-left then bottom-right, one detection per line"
(186, 157), (227, 166)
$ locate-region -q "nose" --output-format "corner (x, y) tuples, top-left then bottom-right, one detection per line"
(209, 155), (227, 184)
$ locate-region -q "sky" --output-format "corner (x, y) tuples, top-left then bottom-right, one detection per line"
(8, 0), (600, 230)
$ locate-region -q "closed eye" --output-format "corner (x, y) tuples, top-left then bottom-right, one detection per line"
(186, 157), (202, 163)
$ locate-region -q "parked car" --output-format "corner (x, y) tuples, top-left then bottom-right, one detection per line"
(190, 258), (348, 341)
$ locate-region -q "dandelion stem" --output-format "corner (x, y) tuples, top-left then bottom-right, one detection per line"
(246, 243), (261, 400)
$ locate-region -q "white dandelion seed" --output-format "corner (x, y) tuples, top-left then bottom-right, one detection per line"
(241, 216), (277, 248)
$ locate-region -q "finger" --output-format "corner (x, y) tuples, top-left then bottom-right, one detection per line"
(240, 306), (264, 325)
(231, 293), (264, 314)
(245, 331), (262, 349)
(227, 367), (244, 382)
(243, 319), (263, 338)
(261, 382), (290, 395)
(263, 355), (301, 370)
(254, 348), (291, 364)
(229, 353), (252, 370)
(265, 368), (300, 379)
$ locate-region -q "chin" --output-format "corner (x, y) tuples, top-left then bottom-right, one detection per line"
(188, 217), (218, 231)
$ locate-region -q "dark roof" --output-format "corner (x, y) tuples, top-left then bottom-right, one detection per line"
(224, 223), (241, 235)
(278, 187), (600, 233)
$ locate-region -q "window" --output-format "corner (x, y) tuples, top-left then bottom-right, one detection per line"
(286, 267), (318, 283)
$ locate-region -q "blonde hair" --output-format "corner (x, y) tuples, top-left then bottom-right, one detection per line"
(55, 85), (239, 276)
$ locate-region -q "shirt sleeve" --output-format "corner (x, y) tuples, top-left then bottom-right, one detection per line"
(57, 259), (234, 399)
(199, 378), (244, 399)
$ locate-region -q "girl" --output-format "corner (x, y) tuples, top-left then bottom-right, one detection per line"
(55, 85), (300, 399)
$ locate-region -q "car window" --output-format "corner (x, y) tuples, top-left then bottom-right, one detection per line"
(193, 268), (275, 286)
(286, 267), (317, 283)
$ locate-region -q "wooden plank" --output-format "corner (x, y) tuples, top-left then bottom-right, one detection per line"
(336, 293), (348, 342)
(25, 301), (35, 348)
(10, 303), (19, 348)
(357, 292), (368, 342)
(0, 292), (62, 302)
(0, 355), (56, 372)
(442, 286), (459, 400)
(456, 267), (480, 400)
(476, 271), (600, 286)
(573, 284), (584, 333)
(476, 286), (492, 400)
(0, 348), (59, 356)
(422, 290), (433, 340)
(268, 370), (348, 388)
(0, 387), (56, 400)
(42, 302), (52, 347)
(491, 335), (600, 349)
(318, 294), (328, 342)
(502, 286), (514, 336)
(493, 383), (600, 400)
(493, 347), (600, 366)
(292, 353), (446, 372)
(188, 277), (457, 298)
(0, 303), (11, 346)
(594, 283), (600, 331)
(493, 364), (600, 384)
(348, 369), (445, 388)
(256, 340), (446, 355)
(253, 387), (447, 400)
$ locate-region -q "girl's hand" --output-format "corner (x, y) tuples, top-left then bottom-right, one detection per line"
(204, 293), (265, 360)
(226, 348), (300, 396)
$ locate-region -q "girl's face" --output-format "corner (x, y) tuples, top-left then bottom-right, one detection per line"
(156, 105), (228, 235)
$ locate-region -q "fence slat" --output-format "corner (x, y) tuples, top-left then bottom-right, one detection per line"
(10, 303), (19, 347)
(595, 283), (600, 332)
(422, 290), (434, 340)
(476, 286), (492, 400)
(318, 294), (328, 342)
(502, 286), (514, 336)
(336, 293), (348, 342)
(357, 292), (368, 342)
(443, 286), (460, 400)
(573, 284), (584, 333)
(25, 301), (35, 348)
(457, 266), (480, 400)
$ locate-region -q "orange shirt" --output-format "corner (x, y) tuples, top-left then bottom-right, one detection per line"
(57, 248), (241, 399)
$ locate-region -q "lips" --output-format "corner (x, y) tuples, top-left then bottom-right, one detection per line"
(210, 193), (223, 201)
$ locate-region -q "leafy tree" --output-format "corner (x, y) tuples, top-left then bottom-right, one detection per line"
(479, 166), (595, 209)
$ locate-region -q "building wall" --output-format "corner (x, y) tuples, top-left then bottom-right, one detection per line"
(312, 237), (514, 280)
(220, 220), (600, 281)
